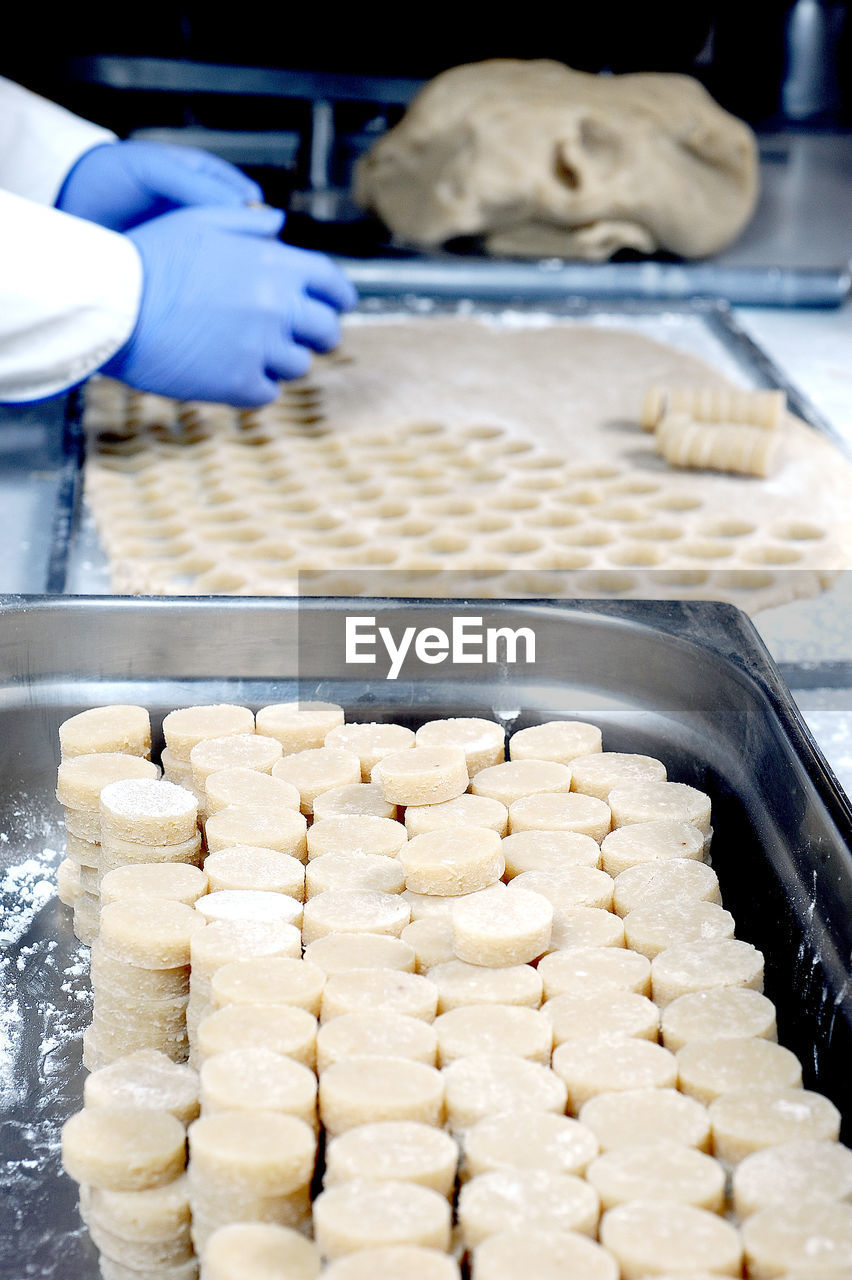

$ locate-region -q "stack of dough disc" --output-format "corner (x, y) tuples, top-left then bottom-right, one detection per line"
(189, 733), (283, 818)
(88, 897), (206, 1069)
(98, 777), (202, 883)
(185, 918), (303, 1066)
(62, 1102), (192, 1278)
(53, 704), (852, 1278)
(187, 1110), (317, 1251)
(55, 738), (160, 945)
(161, 703), (255, 796)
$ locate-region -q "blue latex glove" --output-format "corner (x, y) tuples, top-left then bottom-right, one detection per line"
(101, 204), (358, 406)
(55, 139), (263, 231)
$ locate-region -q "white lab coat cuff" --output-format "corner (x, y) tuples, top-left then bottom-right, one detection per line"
(0, 193), (142, 403)
(0, 76), (116, 206)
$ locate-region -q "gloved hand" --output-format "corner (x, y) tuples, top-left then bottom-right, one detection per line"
(101, 204), (358, 406)
(55, 139), (263, 231)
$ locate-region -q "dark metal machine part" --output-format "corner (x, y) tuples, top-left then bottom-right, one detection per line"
(0, 595), (851, 1277)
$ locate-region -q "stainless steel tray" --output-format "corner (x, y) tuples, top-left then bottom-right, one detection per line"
(1, 595), (851, 1278)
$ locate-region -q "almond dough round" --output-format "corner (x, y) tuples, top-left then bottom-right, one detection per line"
(99, 898), (205, 969)
(461, 1110), (599, 1180)
(650, 937), (764, 1007)
(538, 946), (651, 1000)
(428, 958), (542, 1012)
(85, 1219), (193, 1269)
(403, 885), (505, 922)
(99, 832), (202, 877)
(372, 747), (469, 806)
(548, 906), (625, 952)
(90, 944), (190, 1001)
(552, 1040), (678, 1113)
(317, 1011), (438, 1073)
(56, 753), (160, 811)
(661, 986), (777, 1051)
(307, 816), (408, 861)
(272, 748), (362, 816)
(732, 1138), (852, 1217)
(83, 1049), (199, 1126)
(508, 721), (602, 766)
(405, 793), (508, 839)
(586, 1140), (725, 1212)
(162, 704), (255, 762)
(197, 1002), (317, 1069)
(304, 932), (416, 976)
(204, 766), (301, 816)
(442, 1054), (567, 1133)
(204, 805), (307, 862)
(741, 1200), (852, 1280)
(541, 990), (659, 1047)
(189, 918), (302, 982)
(324, 1121), (459, 1197)
(82, 1172), (191, 1242)
(612, 859), (721, 916)
(471, 760), (572, 808)
(194, 889), (302, 929)
(599, 1200), (742, 1279)
(325, 722), (416, 779)
(508, 867), (614, 912)
(677, 1037), (802, 1105)
(59, 705), (151, 760)
(400, 827), (504, 897)
(608, 781), (711, 835)
(202, 846), (305, 900)
(302, 889), (410, 945)
(320, 969), (438, 1024)
(471, 1227), (618, 1280)
(709, 1086), (841, 1164)
(190, 734), (282, 792)
(458, 1168), (600, 1247)
(319, 1056), (445, 1135)
(187, 1109), (315, 1195)
(401, 918), (456, 973)
(211, 956), (326, 1017)
(255, 700), (345, 753)
(306, 853), (405, 899)
(508, 793), (612, 843)
(202, 1222), (321, 1280)
(434, 1004), (553, 1066)
(501, 830), (602, 877)
(312, 1178), (452, 1259)
(568, 752), (666, 800)
(599, 819), (705, 877)
(100, 863), (208, 908)
(579, 1087), (712, 1153)
(312, 783), (397, 821)
(61, 1106), (186, 1191)
(415, 718), (505, 775)
(199, 1047), (317, 1128)
(623, 899), (735, 960)
(452, 886), (552, 967)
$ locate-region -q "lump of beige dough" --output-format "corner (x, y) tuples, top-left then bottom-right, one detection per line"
(354, 59), (758, 262)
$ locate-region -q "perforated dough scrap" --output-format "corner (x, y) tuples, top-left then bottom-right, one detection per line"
(82, 316), (852, 612)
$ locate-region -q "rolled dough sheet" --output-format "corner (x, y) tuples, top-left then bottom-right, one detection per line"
(83, 319), (852, 609)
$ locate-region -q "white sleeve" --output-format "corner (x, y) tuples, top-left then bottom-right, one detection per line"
(0, 76), (115, 205)
(0, 191), (142, 403)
